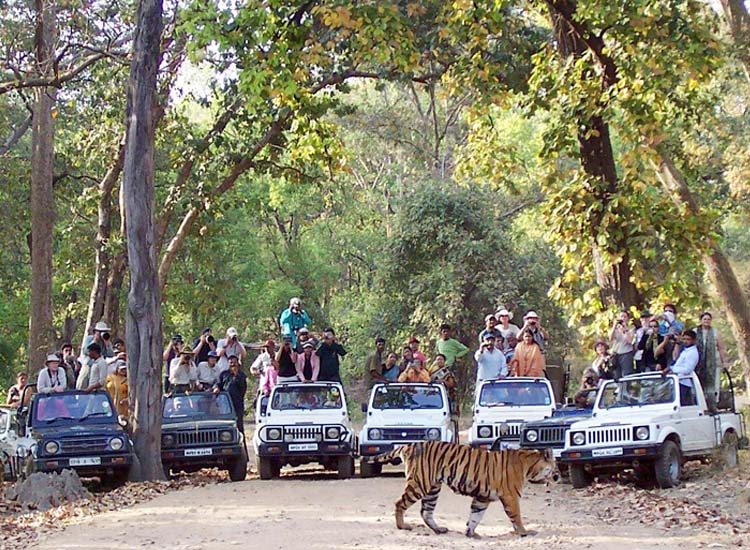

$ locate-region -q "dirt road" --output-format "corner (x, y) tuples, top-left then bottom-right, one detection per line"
(29, 462), (750, 550)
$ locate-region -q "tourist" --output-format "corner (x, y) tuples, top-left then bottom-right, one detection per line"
(382, 352), (401, 381)
(81, 320), (115, 360)
(637, 318), (664, 372)
(217, 327), (246, 373)
(474, 334), (507, 385)
(633, 311), (651, 372)
(106, 361), (129, 417)
(162, 334), (184, 390)
(398, 358), (431, 383)
(316, 328), (347, 382)
(591, 340), (614, 379)
(399, 346), (414, 372)
(365, 337), (386, 387)
(60, 342), (79, 389)
(77, 343), (109, 392)
(695, 312), (726, 411)
(6, 372), (28, 407)
(495, 308), (520, 344)
(435, 324), (469, 368)
(295, 341), (320, 382)
(509, 330), (545, 377)
(519, 311), (548, 352)
(279, 297), (312, 348)
(668, 329), (700, 402)
(197, 350), (221, 390)
(275, 337), (299, 383)
(37, 353), (67, 394)
(169, 348), (197, 393)
(609, 310), (635, 378)
(295, 327), (318, 353)
(192, 327), (216, 365)
(250, 339), (276, 389)
(478, 314), (502, 344)
(214, 355), (247, 434)
(408, 336), (427, 365)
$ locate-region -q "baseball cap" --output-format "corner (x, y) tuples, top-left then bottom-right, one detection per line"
(87, 342), (102, 354)
(298, 327), (310, 334)
(524, 311), (539, 320)
(207, 350), (218, 358)
(495, 308), (512, 318)
(94, 321), (111, 332)
(45, 353), (60, 363)
(227, 327), (238, 337)
(484, 314), (495, 323)
(263, 339), (276, 350)
(290, 297), (301, 306)
(483, 333), (496, 341)
(302, 341), (315, 349)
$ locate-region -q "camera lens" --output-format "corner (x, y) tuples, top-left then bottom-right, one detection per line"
(102, 332), (111, 340)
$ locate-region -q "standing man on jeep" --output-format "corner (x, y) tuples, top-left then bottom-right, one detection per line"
(279, 297), (312, 348)
(77, 342), (108, 393)
(192, 327), (217, 365)
(364, 337), (386, 387)
(80, 320), (114, 361)
(217, 327), (246, 374)
(435, 324), (468, 369)
(214, 355), (247, 434)
(316, 328), (347, 383)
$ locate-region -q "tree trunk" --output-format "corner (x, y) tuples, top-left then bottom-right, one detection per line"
(122, 0), (164, 481)
(28, 0), (57, 372)
(654, 151), (750, 394)
(549, 1), (645, 311)
(104, 251), (128, 337)
(719, 0), (750, 84)
(82, 142), (126, 342)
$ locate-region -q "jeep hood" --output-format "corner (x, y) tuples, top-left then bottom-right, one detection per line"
(33, 424), (126, 439)
(261, 409), (349, 425)
(473, 405), (553, 424)
(365, 409), (447, 427)
(162, 419), (237, 431)
(572, 409), (676, 429)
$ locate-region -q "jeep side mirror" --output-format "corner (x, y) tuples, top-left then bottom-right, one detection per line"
(360, 402), (367, 413)
(118, 415), (130, 429)
(260, 396), (269, 416)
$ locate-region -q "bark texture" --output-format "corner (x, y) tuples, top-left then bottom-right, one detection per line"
(28, 0), (57, 372)
(720, 0), (750, 84)
(549, 0), (645, 310)
(655, 152), (750, 394)
(122, 0), (164, 481)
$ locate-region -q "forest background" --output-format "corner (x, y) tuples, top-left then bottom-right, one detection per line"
(2, 0), (750, 405)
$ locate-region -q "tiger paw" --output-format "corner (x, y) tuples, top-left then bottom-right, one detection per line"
(398, 524), (413, 531)
(431, 527), (448, 535)
(464, 529), (481, 539)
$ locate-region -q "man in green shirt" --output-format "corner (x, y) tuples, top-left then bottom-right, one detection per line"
(364, 337), (386, 388)
(435, 324), (469, 368)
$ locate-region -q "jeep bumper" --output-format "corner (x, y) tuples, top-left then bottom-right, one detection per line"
(560, 444), (660, 464)
(162, 444), (244, 469)
(35, 453), (133, 476)
(256, 441), (352, 458)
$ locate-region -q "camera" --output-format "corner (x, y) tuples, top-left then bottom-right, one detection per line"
(102, 332), (111, 340)
(207, 336), (215, 343)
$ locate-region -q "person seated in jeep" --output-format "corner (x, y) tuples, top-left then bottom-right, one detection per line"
(398, 358), (431, 383)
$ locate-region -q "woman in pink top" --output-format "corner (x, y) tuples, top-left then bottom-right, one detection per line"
(408, 336), (427, 365)
(295, 341), (320, 382)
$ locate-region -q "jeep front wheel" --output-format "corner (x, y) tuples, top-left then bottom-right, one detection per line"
(257, 457), (275, 480)
(337, 455), (354, 479)
(569, 464), (592, 489)
(229, 452), (248, 482)
(359, 459), (381, 478)
(654, 440), (682, 488)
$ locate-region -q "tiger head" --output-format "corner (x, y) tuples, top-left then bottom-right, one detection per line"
(524, 448), (560, 485)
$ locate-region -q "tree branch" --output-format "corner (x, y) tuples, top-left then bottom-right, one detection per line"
(0, 114), (32, 156)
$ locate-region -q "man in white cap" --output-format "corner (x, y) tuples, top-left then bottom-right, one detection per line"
(495, 308), (520, 347)
(520, 310), (548, 353)
(80, 320), (115, 362)
(279, 297), (312, 348)
(217, 327), (246, 374)
(478, 314), (502, 344)
(37, 354), (67, 394)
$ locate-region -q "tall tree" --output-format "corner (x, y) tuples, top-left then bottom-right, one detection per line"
(122, 0), (164, 480)
(28, 0), (57, 371)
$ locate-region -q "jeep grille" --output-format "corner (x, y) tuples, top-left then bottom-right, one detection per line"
(380, 428), (427, 441)
(536, 426), (566, 445)
(587, 426), (631, 445)
(494, 423), (522, 440)
(60, 437), (109, 453)
(284, 426), (321, 442)
(176, 429), (220, 446)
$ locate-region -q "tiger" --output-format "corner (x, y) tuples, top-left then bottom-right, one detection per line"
(368, 441), (558, 538)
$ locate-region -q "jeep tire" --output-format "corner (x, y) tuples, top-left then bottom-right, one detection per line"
(229, 452), (248, 482)
(359, 459), (381, 478)
(654, 440), (682, 488)
(257, 456), (275, 480)
(337, 455), (354, 479)
(569, 463), (592, 489)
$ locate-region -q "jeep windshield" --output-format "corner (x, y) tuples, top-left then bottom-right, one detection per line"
(478, 381), (552, 407)
(32, 393), (114, 427)
(598, 378), (675, 409)
(271, 386), (343, 410)
(163, 393), (234, 420)
(372, 385), (443, 410)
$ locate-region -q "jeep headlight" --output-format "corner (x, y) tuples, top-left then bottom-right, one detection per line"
(325, 426), (340, 440)
(525, 429), (538, 443)
(635, 426), (650, 441)
(368, 428), (382, 440)
(109, 437), (124, 451)
(219, 430), (233, 442)
(162, 434), (175, 447)
(571, 432), (586, 446)
(267, 428), (282, 441)
(426, 428), (440, 440)
(44, 440), (59, 455)
(478, 426), (492, 439)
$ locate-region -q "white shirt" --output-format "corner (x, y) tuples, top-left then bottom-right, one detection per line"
(37, 367), (67, 393)
(169, 360), (197, 385)
(670, 344), (699, 384)
(217, 338), (244, 373)
(474, 347), (508, 382)
(498, 324), (520, 342)
(250, 351), (273, 374)
(76, 357), (108, 389)
(197, 361), (219, 385)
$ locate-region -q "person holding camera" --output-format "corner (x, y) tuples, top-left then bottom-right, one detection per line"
(474, 334), (507, 388)
(590, 340), (614, 380)
(217, 327), (247, 374)
(609, 310), (635, 378)
(275, 336), (299, 383)
(162, 334), (185, 391)
(637, 318), (664, 372)
(519, 311), (548, 353)
(192, 327), (216, 365)
(316, 328), (347, 382)
(279, 297), (312, 348)
(80, 320), (115, 362)
(60, 342), (79, 389)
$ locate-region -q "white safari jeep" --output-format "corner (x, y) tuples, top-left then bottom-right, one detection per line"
(560, 371), (747, 489)
(252, 382), (356, 480)
(358, 382), (456, 477)
(469, 377), (556, 449)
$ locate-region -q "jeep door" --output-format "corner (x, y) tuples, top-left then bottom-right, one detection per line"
(676, 377), (715, 452)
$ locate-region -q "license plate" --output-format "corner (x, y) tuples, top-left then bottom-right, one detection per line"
(288, 443), (318, 452)
(592, 447), (623, 457)
(184, 448), (212, 457)
(499, 441), (520, 450)
(69, 456), (101, 466)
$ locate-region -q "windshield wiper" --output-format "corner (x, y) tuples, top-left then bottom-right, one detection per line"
(78, 411), (112, 422)
(44, 416), (76, 423)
